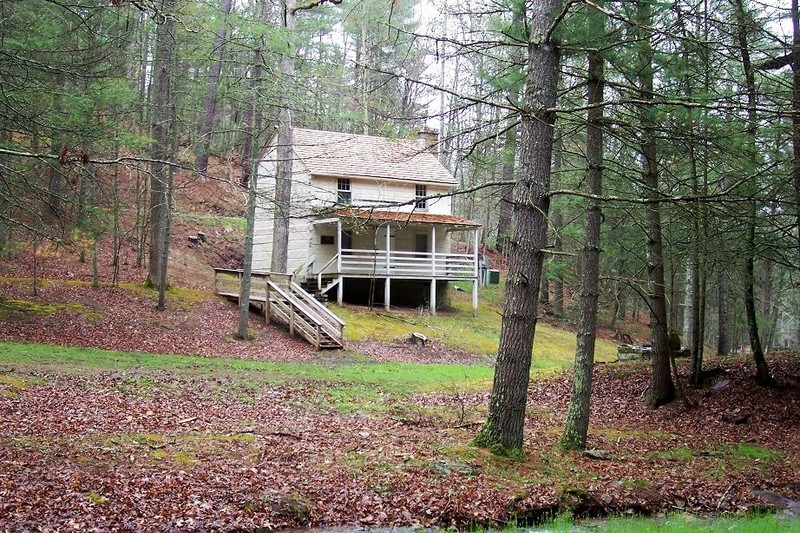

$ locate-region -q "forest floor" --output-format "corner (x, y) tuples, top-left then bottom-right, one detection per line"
(0, 276), (799, 529)
(2, 163), (800, 529)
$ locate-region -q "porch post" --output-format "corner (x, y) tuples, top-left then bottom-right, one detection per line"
(385, 225), (391, 275)
(431, 226), (437, 276)
(337, 218), (344, 305)
(472, 228), (480, 316)
(385, 224), (391, 310)
(472, 279), (478, 316)
(430, 279), (437, 315)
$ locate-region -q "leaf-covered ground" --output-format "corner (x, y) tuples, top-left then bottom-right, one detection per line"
(1, 351), (799, 528)
(1, 278), (799, 529)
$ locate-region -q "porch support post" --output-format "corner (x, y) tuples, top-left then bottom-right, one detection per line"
(385, 277), (391, 311)
(472, 279), (478, 317)
(337, 219), (344, 305)
(385, 225), (391, 275)
(431, 226), (437, 276)
(472, 228), (480, 316)
(430, 278), (437, 315)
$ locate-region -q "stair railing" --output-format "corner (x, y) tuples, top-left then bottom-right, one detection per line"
(316, 253), (340, 291)
(291, 255), (316, 284)
(289, 281), (345, 345)
(266, 280), (328, 349)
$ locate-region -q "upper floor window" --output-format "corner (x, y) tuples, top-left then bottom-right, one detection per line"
(337, 178), (351, 204)
(415, 184), (427, 210)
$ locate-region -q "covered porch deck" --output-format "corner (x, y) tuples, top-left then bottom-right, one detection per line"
(307, 209), (482, 314)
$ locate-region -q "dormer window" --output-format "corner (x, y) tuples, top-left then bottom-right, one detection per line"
(337, 178), (351, 204)
(415, 184), (427, 210)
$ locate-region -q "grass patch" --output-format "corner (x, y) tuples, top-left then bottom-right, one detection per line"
(176, 213), (246, 232)
(594, 427), (674, 442)
(0, 373), (45, 398)
(731, 443), (779, 461)
(0, 297), (101, 321)
(0, 341), (494, 394)
(320, 384), (395, 414)
(654, 446), (697, 461)
(332, 282), (618, 368)
(560, 513), (800, 532)
(118, 283), (210, 308)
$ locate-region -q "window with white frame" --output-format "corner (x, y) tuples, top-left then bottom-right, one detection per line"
(415, 184), (427, 210)
(337, 178), (351, 204)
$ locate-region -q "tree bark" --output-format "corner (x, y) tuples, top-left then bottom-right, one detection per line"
(734, 0), (773, 386)
(496, 121), (516, 253)
(717, 273), (730, 355)
(270, 0), (296, 274)
(196, 0), (234, 176)
(147, 0), (177, 293)
(560, 14), (604, 451)
(793, 0), (800, 310)
(636, 0), (674, 407)
(474, 0), (560, 455)
(551, 133), (565, 317)
(237, 4), (265, 339)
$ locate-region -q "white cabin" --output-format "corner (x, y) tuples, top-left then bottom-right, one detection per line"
(253, 128), (481, 314)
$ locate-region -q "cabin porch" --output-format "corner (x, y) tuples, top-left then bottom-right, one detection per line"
(303, 210), (482, 315)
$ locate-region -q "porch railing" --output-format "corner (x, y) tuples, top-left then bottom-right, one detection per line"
(321, 249), (475, 279)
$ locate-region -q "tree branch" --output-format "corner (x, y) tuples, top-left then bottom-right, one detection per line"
(291, 0), (342, 14)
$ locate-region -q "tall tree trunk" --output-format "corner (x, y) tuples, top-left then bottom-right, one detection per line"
(238, 7), (265, 339)
(551, 133), (565, 317)
(271, 0), (296, 274)
(636, 0), (674, 407)
(496, 121), (516, 253)
(147, 0), (177, 294)
(560, 9), (604, 451)
(734, 0), (773, 385)
(240, 49), (263, 187)
(717, 273), (730, 354)
(474, 0), (560, 455)
(793, 0), (800, 311)
(196, 0), (234, 176)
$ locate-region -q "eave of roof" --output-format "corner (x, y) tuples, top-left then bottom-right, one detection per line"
(333, 208), (482, 228)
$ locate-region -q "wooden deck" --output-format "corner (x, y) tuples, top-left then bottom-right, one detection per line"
(213, 268), (345, 350)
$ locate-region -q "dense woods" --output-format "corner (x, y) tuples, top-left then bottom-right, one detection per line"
(0, 0), (798, 453)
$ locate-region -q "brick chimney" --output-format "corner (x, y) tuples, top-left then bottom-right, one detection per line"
(417, 128), (439, 155)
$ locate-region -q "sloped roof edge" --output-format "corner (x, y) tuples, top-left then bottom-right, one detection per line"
(333, 208), (482, 228)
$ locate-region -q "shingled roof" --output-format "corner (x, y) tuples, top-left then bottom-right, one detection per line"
(289, 128), (456, 186)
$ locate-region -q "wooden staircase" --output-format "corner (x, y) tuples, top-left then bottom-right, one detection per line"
(299, 273), (340, 301)
(213, 269), (345, 350)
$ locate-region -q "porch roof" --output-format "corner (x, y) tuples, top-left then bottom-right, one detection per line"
(332, 208), (482, 229)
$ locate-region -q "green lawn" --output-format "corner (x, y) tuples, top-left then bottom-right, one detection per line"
(0, 341), (493, 395)
(333, 281), (619, 368)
